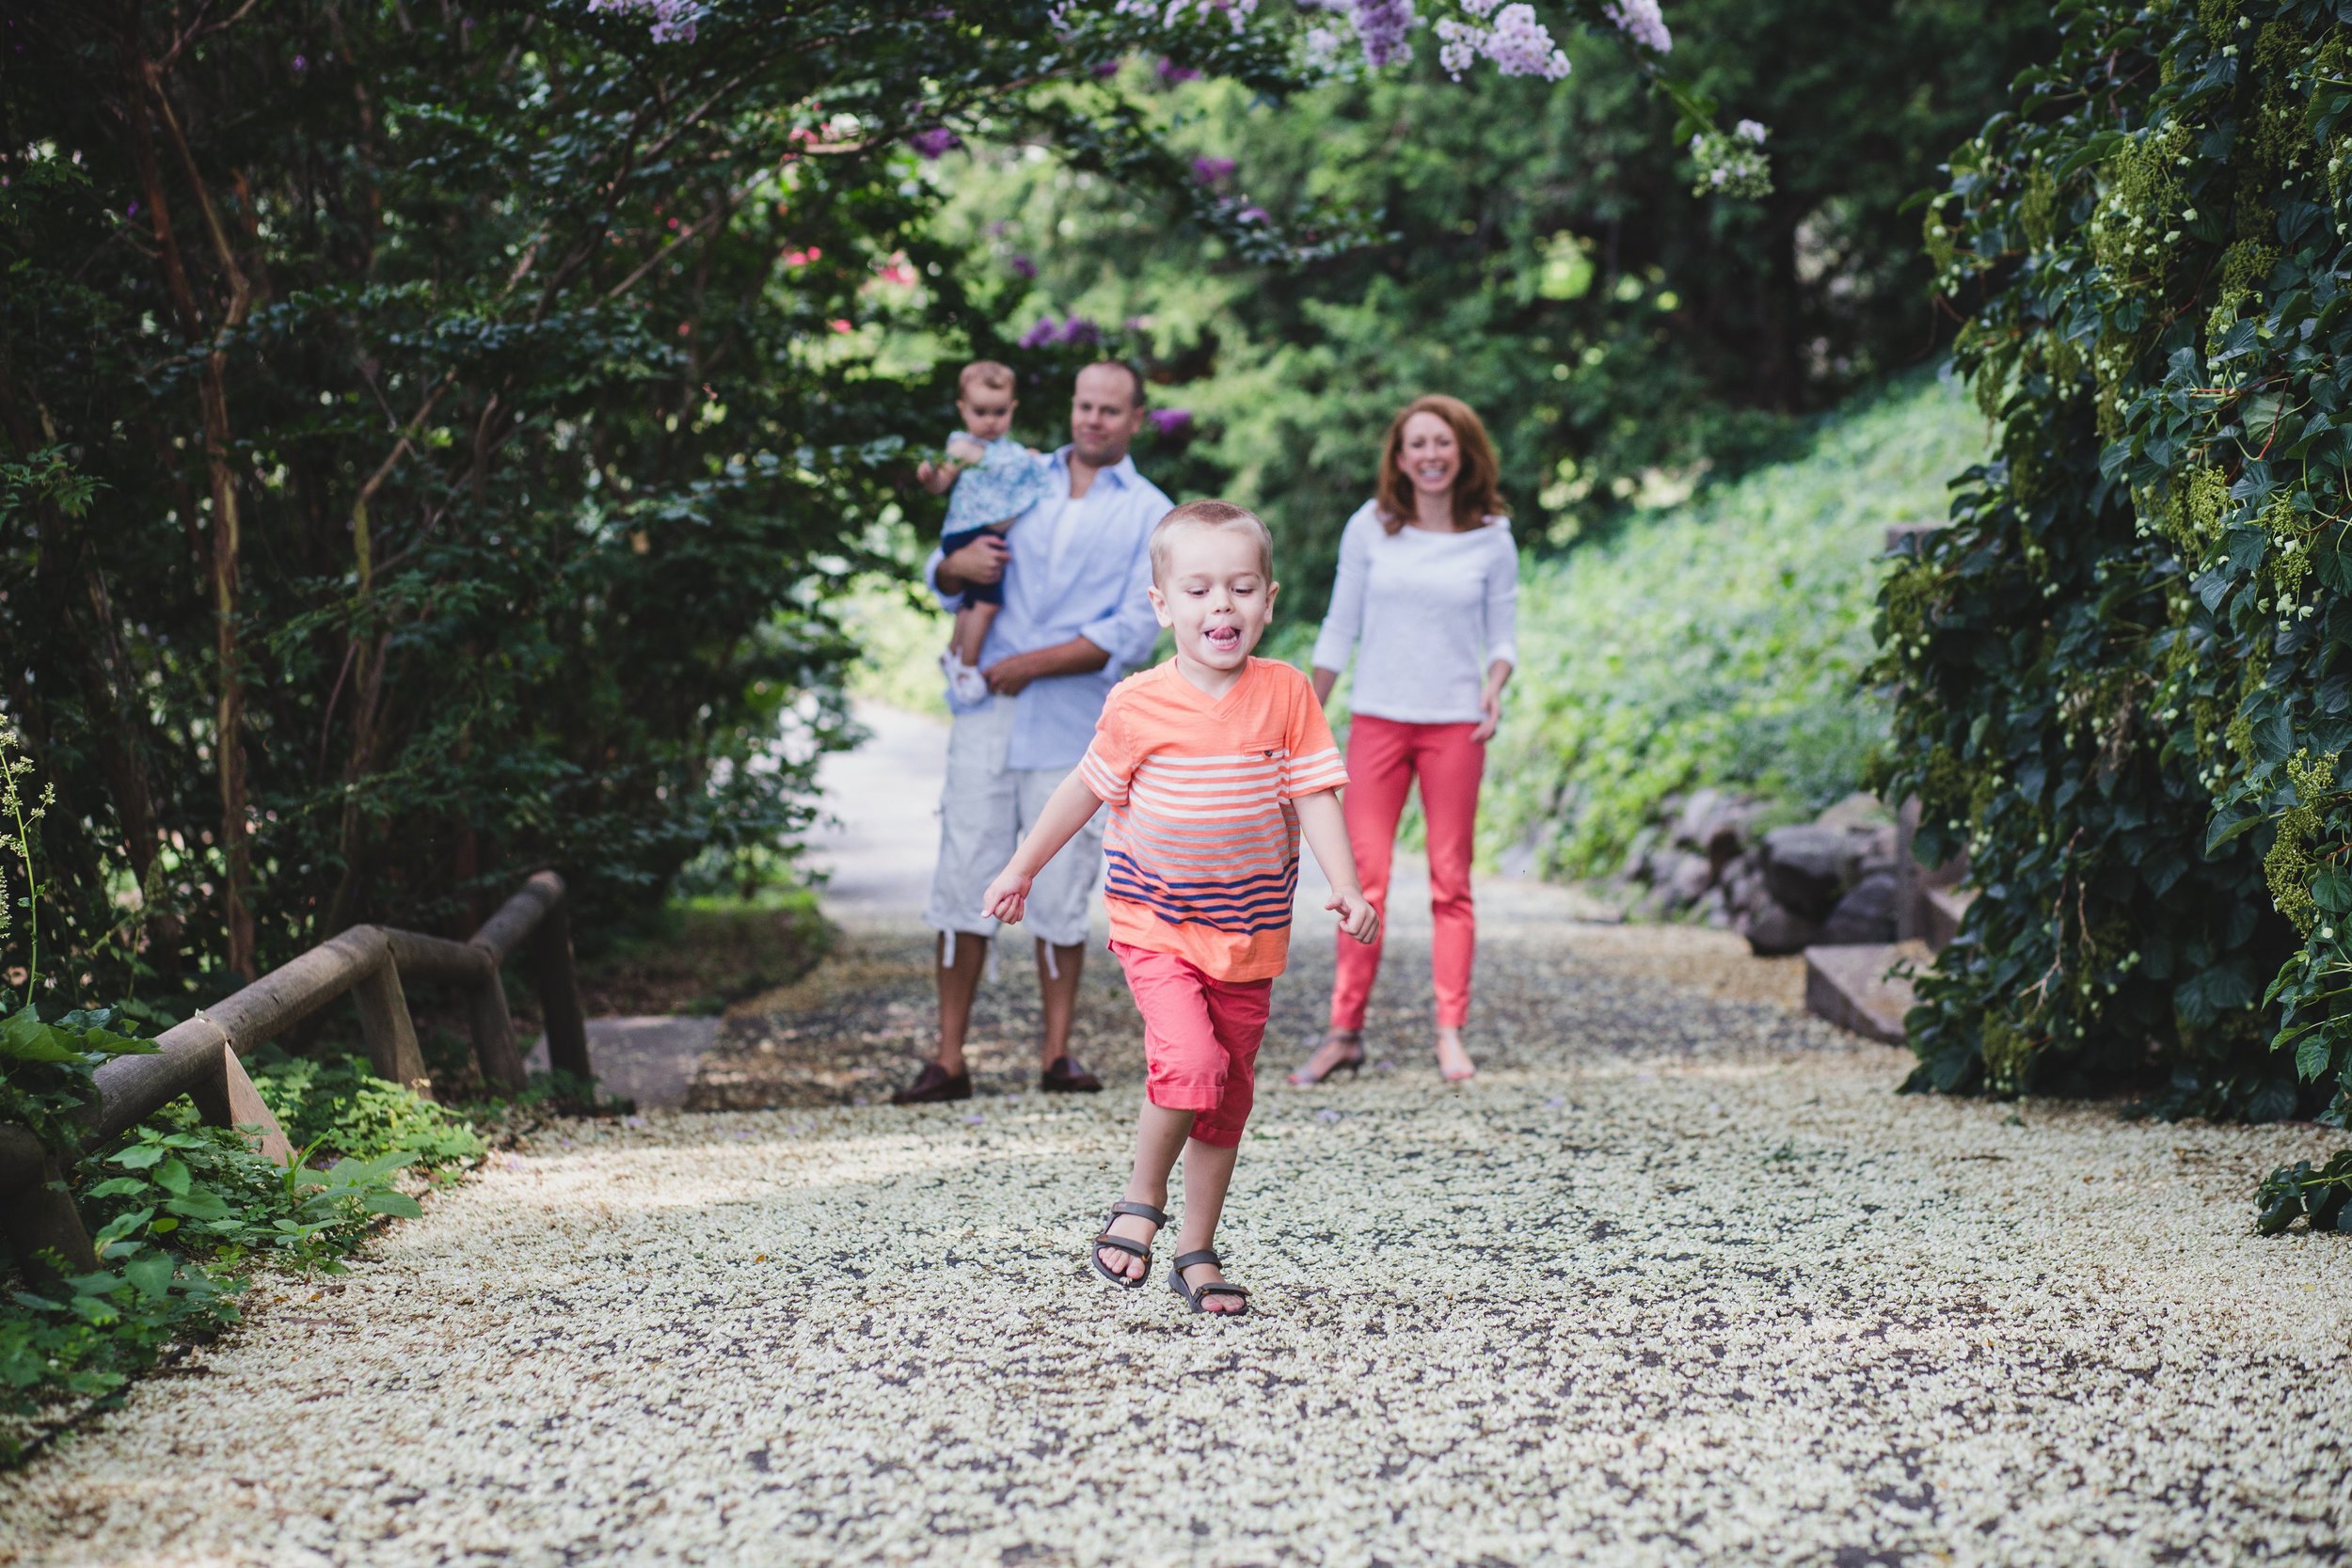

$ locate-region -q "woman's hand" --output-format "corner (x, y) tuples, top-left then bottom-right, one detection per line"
(1327, 889), (1381, 946)
(1470, 688), (1502, 743)
(1470, 658), (1513, 742)
(983, 866), (1033, 925)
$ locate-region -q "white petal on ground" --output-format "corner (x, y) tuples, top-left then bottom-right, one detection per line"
(3, 877), (2349, 1566)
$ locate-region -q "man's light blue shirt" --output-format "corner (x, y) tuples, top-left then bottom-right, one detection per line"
(924, 446), (1169, 772)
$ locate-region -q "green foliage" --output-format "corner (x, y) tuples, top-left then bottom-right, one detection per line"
(1882, 0), (2352, 1131)
(1485, 371), (1985, 876)
(0, 2), (1329, 1007)
(2256, 1148), (2352, 1234)
(246, 1051), (485, 1169)
(936, 2), (2050, 624)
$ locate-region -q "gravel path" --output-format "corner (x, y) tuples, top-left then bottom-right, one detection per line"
(5, 714), (2351, 1566)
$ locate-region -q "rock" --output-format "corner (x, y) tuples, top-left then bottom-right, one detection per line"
(1738, 894), (1823, 957)
(1702, 807), (1757, 870)
(1759, 824), (1857, 919)
(1820, 869), (1901, 945)
(1696, 885), (1732, 929)
(1671, 788), (1724, 850)
(1814, 792), (1893, 834)
(1620, 826), (1661, 884)
(1665, 850), (1716, 907)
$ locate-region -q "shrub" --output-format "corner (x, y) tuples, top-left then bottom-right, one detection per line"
(1484, 371), (1984, 877)
(1879, 0), (2352, 1130)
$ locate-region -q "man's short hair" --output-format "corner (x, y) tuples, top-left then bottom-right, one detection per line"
(959, 360), (1017, 398)
(1080, 358), (1148, 411)
(1150, 499), (1274, 585)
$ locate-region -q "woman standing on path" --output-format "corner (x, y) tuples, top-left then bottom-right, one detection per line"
(1291, 394), (1518, 1086)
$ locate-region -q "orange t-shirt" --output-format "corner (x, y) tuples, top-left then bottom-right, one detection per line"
(1076, 657), (1349, 981)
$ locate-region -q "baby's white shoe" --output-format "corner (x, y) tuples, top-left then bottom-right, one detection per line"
(941, 651), (991, 706)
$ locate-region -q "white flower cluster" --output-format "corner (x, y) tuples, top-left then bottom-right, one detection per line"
(1690, 124), (1772, 198)
(1436, 2), (1569, 80)
(1606, 0), (1672, 55)
(1115, 0), (1259, 27)
(582, 0), (704, 44)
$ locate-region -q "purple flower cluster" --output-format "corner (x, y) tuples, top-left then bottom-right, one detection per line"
(1347, 0), (1415, 67)
(907, 127), (963, 159)
(584, 0), (704, 44)
(1605, 0), (1672, 55)
(1018, 314), (1104, 349)
(1437, 4), (1567, 81)
(1008, 254), (1038, 279)
(1146, 408), (1194, 436)
(1156, 55), (1202, 83)
(1191, 156), (1236, 185)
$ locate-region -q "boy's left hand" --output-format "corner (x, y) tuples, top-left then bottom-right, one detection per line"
(1327, 890), (1381, 946)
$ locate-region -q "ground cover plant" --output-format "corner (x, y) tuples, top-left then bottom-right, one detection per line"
(1485, 370), (1984, 879)
(1881, 0), (2352, 1199)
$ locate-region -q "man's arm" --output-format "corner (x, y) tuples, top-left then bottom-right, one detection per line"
(983, 634), (1110, 696)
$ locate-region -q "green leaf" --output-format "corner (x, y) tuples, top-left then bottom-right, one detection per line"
(111, 1143), (166, 1170)
(0, 1006), (82, 1063)
(123, 1254), (174, 1301)
(163, 1187), (233, 1223)
(360, 1189), (423, 1219)
(2297, 1032), (2334, 1082)
(151, 1157), (192, 1197)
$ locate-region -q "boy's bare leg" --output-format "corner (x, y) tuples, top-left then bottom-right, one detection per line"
(1036, 938), (1084, 1068)
(1098, 1102), (1194, 1282)
(950, 602), (999, 668)
(933, 931), (988, 1077)
(1173, 1137), (1245, 1312)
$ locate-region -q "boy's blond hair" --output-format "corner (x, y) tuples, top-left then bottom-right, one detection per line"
(1151, 499), (1274, 585)
(958, 360), (1017, 399)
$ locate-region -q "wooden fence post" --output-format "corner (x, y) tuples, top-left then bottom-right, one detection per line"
(0, 1128), (100, 1290)
(351, 957), (431, 1099)
(468, 971), (527, 1095)
(528, 897), (592, 1084)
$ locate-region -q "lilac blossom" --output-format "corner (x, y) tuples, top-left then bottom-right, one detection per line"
(907, 127), (962, 159)
(1605, 0), (1672, 55)
(584, 0), (705, 44)
(1735, 118), (1768, 144)
(1191, 156), (1236, 185)
(1436, 4), (1566, 81)
(1008, 254), (1038, 279)
(1347, 0), (1415, 67)
(1156, 55), (1202, 83)
(1017, 314), (1104, 348)
(1147, 408), (1193, 436)
(1018, 318), (1060, 350)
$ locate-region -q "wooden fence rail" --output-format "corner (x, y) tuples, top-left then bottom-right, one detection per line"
(1, 870), (590, 1285)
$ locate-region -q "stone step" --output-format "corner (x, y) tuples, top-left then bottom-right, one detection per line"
(1921, 885), (1975, 953)
(1803, 941), (1931, 1046)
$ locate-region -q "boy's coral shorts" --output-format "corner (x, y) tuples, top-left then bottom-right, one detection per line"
(1110, 941), (1273, 1148)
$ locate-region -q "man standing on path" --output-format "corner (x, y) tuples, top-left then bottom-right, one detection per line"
(892, 361), (1171, 1104)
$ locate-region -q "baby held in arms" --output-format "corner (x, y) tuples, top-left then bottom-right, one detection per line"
(926, 360), (1054, 706)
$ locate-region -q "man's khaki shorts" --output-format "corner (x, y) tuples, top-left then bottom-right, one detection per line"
(923, 698), (1104, 949)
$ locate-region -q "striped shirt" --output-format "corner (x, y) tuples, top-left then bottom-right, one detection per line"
(1077, 657), (1349, 981)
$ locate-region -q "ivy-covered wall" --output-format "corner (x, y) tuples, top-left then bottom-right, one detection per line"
(1883, 0), (2352, 1128)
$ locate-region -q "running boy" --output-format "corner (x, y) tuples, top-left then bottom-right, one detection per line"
(926, 361), (1055, 705)
(981, 499), (1380, 1316)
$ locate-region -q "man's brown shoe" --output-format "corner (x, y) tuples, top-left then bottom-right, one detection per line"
(890, 1062), (973, 1104)
(1040, 1054), (1103, 1093)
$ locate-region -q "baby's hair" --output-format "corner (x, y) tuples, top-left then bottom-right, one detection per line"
(958, 360), (1017, 399)
(1151, 499), (1274, 585)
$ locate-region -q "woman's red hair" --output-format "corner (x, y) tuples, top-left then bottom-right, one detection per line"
(1375, 394), (1508, 534)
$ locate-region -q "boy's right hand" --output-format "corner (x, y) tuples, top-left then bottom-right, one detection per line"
(983, 867), (1034, 925)
(1328, 890), (1381, 946)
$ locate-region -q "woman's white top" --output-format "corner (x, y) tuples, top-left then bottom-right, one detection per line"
(1311, 499), (1520, 725)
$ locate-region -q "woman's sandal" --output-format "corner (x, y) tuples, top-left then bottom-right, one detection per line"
(1089, 1200), (1168, 1289)
(1287, 1031), (1365, 1086)
(1168, 1248), (1250, 1316)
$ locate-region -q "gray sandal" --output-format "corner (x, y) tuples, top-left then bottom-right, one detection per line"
(1090, 1201), (1167, 1289)
(1169, 1248), (1249, 1315)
